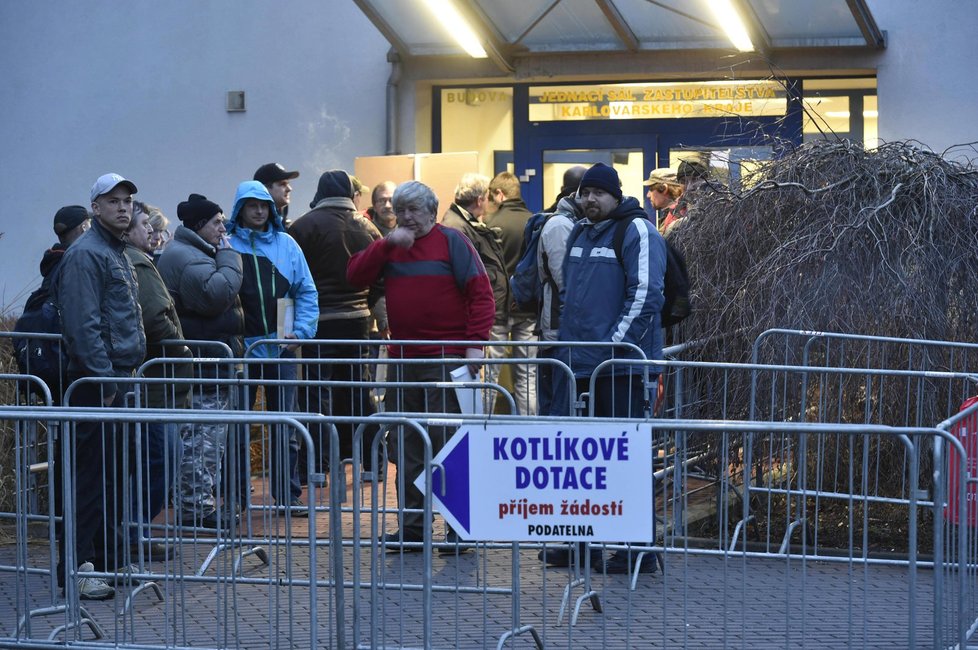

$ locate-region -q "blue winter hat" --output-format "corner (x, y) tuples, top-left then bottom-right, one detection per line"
(579, 163), (622, 201)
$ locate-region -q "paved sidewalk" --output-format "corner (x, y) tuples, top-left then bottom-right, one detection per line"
(0, 467), (955, 649)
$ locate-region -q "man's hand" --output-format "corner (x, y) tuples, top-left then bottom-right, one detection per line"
(283, 332), (299, 353)
(465, 347), (485, 377)
(387, 227), (415, 249)
(102, 392), (117, 407)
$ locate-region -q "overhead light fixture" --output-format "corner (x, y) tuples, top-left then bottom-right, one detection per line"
(822, 110), (879, 119)
(421, 0), (488, 59)
(708, 0), (755, 52)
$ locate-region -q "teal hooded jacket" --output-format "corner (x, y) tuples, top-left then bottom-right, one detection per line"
(228, 181), (318, 358)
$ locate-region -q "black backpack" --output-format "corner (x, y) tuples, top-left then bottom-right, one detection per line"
(13, 285), (67, 397)
(509, 211), (558, 313)
(607, 216), (692, 328)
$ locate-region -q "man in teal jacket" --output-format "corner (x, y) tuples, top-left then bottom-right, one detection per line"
(228, 181), (318, 513)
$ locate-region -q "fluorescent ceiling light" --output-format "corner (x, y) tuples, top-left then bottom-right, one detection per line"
(823, 110), (879, 119)
(421, 0), (488, 59)
(708, 0), (755, 52)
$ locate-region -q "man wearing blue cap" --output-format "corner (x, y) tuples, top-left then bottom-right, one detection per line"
(52, 173), (146, 599)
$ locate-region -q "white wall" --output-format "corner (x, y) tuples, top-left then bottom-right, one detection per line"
(0, 1), (390, 312)
(868, 0), (978, 159)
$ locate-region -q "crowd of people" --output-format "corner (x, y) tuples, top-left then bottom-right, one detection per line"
(29, 157), (707, 599)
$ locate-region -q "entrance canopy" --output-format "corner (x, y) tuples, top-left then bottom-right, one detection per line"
(354, 0), (884, 74)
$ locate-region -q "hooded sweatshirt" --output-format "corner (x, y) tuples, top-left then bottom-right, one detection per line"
(228, 181), (318, 358)
(24, 244), (66, 312)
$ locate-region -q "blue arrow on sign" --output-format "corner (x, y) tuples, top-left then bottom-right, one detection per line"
(430, 430), (471, 534)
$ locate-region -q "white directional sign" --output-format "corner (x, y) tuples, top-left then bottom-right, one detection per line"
(413, 422), (654, 542)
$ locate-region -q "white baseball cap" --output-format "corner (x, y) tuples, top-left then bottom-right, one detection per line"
(90, 173), (138, 202)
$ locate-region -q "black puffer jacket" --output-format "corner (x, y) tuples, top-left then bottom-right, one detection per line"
(157, 225), (244, 368)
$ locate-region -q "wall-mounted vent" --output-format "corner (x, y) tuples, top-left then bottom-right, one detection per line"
(226, 91), (246, 112)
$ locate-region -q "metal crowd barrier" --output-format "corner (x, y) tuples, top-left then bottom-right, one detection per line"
(2, 407), (976, 647)
(0, 402), (330, 649)
(599, 356), (978, 556)
(4, 332), (978, 648)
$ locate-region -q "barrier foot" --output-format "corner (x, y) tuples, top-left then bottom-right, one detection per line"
(120, 580), (164, 614)
(497, 624), (544, 650)
(556, 576), (583, 624)
(571, 590), (602, 626)
(198, 542), (269, 576)
(45, 605), (105, 641)
(234, 545), (269, 575)
(17, 604), (104, 641)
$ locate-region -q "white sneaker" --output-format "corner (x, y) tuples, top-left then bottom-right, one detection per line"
(76, 562), (115, 600)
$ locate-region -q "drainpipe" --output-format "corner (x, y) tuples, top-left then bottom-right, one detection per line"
(385, 48), (401, 155)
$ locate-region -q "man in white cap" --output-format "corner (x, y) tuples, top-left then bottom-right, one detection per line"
(52, 172), (146, 600)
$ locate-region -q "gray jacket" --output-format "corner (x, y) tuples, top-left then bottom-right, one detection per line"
(157, 225), (244, 361)
(53, 218), (146, 396)
(538, 196), (582, 343)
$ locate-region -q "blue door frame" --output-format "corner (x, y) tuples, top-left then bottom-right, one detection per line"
(434, 80), (803, 213)
(514, 82), (803, 212)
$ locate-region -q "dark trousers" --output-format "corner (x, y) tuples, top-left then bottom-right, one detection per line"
(248, 353), (301, 505)
(299, 317), (378, 476)
(538, 346), (576, 416)
(385, 358), (462, 538)
(577, 373), (656, 554)
(131, 422), (180, 543)
(221, 351), (302, 507)
(575, 374), (651, 419)
(56, 382), (131, 586)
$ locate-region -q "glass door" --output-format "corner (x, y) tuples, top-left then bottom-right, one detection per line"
(518, 132), (658, 212)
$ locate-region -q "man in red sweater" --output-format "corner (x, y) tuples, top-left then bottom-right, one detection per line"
(348, 180), (494, 549)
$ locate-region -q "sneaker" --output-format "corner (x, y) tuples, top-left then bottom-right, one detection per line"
(129, 541), (173, 560)
(108, 563), (142, 587)
(380, 531), (423, 552)
(183, 510), (237, 531)
(438, 529), (473, 555)
(279, 498), (309, 518)
(71, 562), (115, 601)
(604, 550), (657, 575)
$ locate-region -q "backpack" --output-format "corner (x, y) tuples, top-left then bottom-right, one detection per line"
(510, 211), (558, 313)
(13, 285), (68, 397)
(581, 215), (691, 328)
(443, 207), (510, 316)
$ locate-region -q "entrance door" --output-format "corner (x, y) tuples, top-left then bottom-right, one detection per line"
(517, 132), (659, 212)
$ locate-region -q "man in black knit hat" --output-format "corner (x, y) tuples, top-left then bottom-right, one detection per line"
(158, 194), (245, 530)
(289, 170), (384, 480)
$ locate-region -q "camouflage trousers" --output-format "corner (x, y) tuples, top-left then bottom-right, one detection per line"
(176, 387), (230, 515)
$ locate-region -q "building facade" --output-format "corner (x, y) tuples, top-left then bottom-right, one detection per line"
(2, 0), (977, 307)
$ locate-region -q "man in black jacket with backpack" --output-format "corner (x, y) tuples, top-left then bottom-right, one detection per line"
(15, 205), (91, 401)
